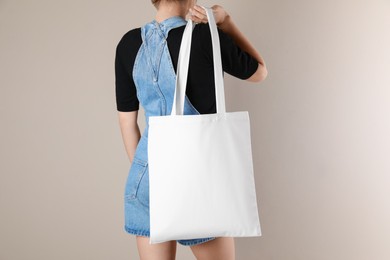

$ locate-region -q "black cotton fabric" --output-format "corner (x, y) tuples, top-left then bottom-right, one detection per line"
(115, 23), (259, 114)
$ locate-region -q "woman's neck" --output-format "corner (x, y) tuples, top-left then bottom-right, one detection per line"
(155, 2), (188, 23)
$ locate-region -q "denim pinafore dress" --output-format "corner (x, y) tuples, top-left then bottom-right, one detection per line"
(123, 16), (216, 246)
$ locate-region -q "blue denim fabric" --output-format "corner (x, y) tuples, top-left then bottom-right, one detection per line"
(123, 16), (216, 246)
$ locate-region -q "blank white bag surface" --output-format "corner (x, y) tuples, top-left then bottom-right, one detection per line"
(148, 111), (261, 243)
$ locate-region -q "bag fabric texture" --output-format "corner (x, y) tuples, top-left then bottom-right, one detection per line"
(148, 6), (262, 244)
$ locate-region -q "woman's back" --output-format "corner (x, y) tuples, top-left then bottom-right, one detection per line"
(115, 18), (259, 115)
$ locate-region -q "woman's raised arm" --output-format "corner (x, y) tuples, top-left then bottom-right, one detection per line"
(189, 4), (268, 82)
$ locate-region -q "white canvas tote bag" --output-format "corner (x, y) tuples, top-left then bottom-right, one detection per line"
(148, 7), (262, 244)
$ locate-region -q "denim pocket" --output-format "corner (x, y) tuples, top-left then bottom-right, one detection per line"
(125, 157), (148, 201)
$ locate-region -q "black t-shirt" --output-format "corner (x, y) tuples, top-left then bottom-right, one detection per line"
(115, 23), (259, 114)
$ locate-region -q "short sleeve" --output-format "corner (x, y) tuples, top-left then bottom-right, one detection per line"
(199, 24), (259, 80)
(115, 37), (140, 112)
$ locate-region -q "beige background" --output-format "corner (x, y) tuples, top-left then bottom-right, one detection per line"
(1, 0), (389, 259)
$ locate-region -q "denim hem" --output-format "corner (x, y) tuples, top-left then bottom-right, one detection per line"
(177, 237), (216, 246)
(124, 225), (216, 247)
(124, 225), (150, 237)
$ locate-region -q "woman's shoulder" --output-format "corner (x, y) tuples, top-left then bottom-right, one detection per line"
(167, 23), (219, 46)
(193, 23), (210, 33)
(123, 27), (141, 37)
(116, 27), (142, 55)
(191, 23), (234, 51)
(168, 23), (212, 37)
(193, 23), (229, 37)
(118, 27), (142, 45)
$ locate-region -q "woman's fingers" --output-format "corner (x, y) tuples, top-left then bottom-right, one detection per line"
(189, 5), (208, 23)
(189, 4), (228, 26)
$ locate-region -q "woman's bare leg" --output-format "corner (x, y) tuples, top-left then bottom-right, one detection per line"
(136, 236), (177, 260)
(190, 237), (235, 260)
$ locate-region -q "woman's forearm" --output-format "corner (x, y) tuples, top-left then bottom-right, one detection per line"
(191, 5), (266, 66)
(118, 112), (141, 163)
(218, 15), (266, 67)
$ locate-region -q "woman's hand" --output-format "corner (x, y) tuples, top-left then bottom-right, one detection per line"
(189, 5), (230, 27)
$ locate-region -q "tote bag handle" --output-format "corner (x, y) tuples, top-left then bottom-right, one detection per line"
(171, 7), (226, 116)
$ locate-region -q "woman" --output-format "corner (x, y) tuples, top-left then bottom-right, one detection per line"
(115, 0), (267, 259)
